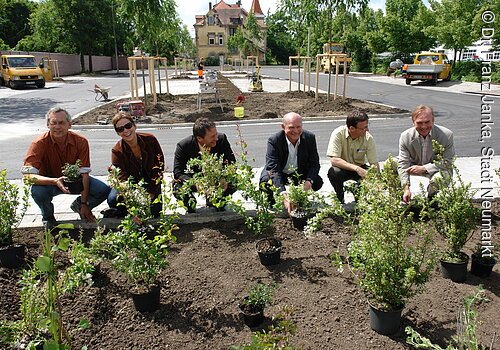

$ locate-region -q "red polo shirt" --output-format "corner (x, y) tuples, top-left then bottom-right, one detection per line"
(23, 131), (91, 177)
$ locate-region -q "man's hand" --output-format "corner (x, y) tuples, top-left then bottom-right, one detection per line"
(355, 166), (368, 178)
(79, 204), (96, 222)
(282, 192), (295, 215)
(220, 179), (229, 191)
(55, 177), (71, 194)
(303, 180), (312, 191)
(406, 165), (427, 175)
(402, 187), (412, 204)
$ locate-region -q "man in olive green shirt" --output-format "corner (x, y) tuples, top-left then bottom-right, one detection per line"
(326, 110), (378, 203)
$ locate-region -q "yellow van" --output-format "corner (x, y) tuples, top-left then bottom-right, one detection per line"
(0, 54), (46, 89)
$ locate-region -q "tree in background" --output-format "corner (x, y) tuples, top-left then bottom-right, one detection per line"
(227, 13), (263, 59)
(119, 0), (178, 56)
(382, 0), (436, 60)
(428, 0), (485, 64)
(265, 9), (295, 64)
(0, 0), (36, 48)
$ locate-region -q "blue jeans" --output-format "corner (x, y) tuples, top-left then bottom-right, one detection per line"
(31, 176), (111, 221)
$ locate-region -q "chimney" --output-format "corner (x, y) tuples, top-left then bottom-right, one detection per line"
(236, 0), (241, 5)
(209, 2), (212, 10)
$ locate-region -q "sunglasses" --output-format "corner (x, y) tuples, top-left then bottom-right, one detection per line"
(115, 121), (134, 133)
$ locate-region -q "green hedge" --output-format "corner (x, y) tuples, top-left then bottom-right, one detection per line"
(452, 61), (500, 84)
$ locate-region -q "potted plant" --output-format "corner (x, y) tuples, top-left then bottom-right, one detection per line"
(100, 170), (177, 312)
(0, 169), (30, 268)
(61, 159), (83, 194)
(345, 158), (436, 335)
(286, 177), (321, 230)
(431, 143), (480, 283)
(470, 244), (496, 278)
(228, 129), (285, 265)
(239, 282), (277, 327)
(180, 149), (238, 211)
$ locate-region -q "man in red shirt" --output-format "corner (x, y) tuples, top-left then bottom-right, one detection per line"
(22, 107), (110, 229)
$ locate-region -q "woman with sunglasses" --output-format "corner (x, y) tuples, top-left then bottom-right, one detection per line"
(107, 112), (164, 217)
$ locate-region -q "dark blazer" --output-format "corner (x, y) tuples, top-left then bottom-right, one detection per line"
(111, 132), (164, 195)
(260, 130), (322, 191)
(173, 133), (236, 181)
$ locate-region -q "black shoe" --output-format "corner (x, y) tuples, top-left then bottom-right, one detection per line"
(70, 197), (83, 218)
(101, 208), (126, 218)
(43, 216), (58, 231)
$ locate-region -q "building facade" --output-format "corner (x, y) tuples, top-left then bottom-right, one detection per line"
(194, 0), (266, 65)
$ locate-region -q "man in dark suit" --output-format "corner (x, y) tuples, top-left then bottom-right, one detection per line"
(173, 117), (236, 212)
(260, 112), (323, 212)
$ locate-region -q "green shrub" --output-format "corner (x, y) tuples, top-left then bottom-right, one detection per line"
(451, 61), (481, 82)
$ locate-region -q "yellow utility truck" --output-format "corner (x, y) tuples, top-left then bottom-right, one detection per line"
(320, 42), (350, 74)
(0, 54), (46, 89)
(402, 52), (451, 86)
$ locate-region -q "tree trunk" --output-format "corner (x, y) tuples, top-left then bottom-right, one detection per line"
(80, 52), (85, 73)
(88, 53), (93, 73)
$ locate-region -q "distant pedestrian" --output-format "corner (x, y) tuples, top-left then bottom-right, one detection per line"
(197, 58), (204, 81)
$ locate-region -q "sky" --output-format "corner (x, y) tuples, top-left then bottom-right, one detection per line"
(176, 0), (387, 36)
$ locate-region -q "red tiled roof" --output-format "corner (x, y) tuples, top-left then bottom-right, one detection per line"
(250, 0), (264, 15)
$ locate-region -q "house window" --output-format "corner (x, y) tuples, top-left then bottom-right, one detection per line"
(208, 15), (215, 25)
(208, 33), (215, 45)
(462, 49), (476, 60)
(218, 34), (223, 45)
(486, 52), (500, 60)
(229, 28), (237, 36)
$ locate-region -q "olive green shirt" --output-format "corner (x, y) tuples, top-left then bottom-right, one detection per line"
(326, 125), (378, 166)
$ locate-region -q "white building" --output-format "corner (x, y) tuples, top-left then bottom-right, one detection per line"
(436, 40), (500, 61)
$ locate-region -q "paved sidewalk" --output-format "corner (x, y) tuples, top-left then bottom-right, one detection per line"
(13, 157), (500, 229)
(10, 70), (500, 229)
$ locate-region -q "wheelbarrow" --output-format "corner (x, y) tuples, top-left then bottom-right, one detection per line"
(90, 84), (110, 101)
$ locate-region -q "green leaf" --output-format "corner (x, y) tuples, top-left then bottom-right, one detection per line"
(35, 256), (51, 272)
(58, 237), (71, 251)
(57, 223), (74, 230)
(79, 319), (90, 329)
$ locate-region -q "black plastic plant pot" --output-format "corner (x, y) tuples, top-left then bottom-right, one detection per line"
(440, 253), (469, 283)
(239, 299), (265, 327)
(368, 302), (403, 335)
(290, 211), (314, 231)
(0, 243), (25, 268)
(470, 254), (496, 278)
(256, 237), (282, 266)
(130, 284), (161, 312)
(63, 176), (84, 194)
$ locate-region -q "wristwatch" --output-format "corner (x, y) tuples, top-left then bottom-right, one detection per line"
(306, 178), (314, 185)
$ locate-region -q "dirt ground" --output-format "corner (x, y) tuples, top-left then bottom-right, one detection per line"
(73, 73), (407, 125)
(1, 202), (498, 349)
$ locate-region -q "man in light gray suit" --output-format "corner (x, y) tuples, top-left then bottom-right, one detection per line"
(398, 105), (455, 203)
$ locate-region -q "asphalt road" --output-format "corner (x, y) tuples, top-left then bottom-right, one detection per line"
(0, 66), (499, 179)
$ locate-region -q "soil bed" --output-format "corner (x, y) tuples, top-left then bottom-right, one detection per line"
(73, 74), (408, 125)
(1, 202), (498, 349)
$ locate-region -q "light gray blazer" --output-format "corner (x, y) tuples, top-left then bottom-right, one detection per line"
(398, 124), (455, 186)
